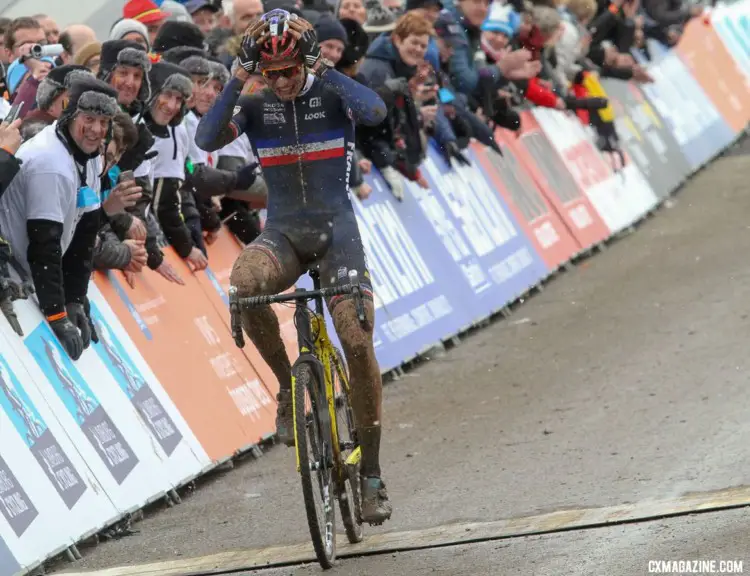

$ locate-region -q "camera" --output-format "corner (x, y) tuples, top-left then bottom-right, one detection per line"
(29, 44), (64, 59)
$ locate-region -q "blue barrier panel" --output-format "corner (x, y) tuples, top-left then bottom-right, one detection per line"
(0, 535), (19, 576)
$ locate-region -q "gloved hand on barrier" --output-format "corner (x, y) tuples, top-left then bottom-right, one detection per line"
(380, 166), (405, 202)
(564, 96), (609, 111)
(83, 297), (98, 344)
(49, 314), (84, 360)
(444, 141), (471, 167)
(0, 277), (22, 336)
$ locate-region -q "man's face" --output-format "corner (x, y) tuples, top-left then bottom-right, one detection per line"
(38, 17), (60, 44)
(435, 36), (453, 61)
(104, 138), (125, 172)
(320, 39), (345, 66)
(394, 33), (429, 67)
(122, 31), (149, 51)
(151, 90), (184, 125)
(233, 0), (264, 35)
(9, 25), (46, 60)
(192, 76), (222, 115)
(70, 112), (110, 154)
(458, 0), (490, 28)
(338, 0), (367, 25)
(110, 65), (143, 107)
(192, 8), (217, 35)
(260, 60), (305, 102)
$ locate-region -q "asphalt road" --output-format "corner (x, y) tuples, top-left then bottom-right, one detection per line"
(55, 152), (750, 575)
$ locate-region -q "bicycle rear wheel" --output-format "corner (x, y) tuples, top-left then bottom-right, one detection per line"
(331, 348), (364, 543)
(293, 361), (336, 569)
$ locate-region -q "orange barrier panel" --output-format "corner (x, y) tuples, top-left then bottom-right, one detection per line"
(676, 20), (750, 132)
(94, 248), (278, 462)
(198, 229), (299, 401)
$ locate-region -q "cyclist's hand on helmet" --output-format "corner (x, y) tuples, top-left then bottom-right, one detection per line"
(239, 20), (268, 75)
(288, 18), (321, 68)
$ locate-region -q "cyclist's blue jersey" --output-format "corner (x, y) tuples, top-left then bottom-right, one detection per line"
(195, 70), (386, 224)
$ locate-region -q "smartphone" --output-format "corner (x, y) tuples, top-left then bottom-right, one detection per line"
(118, 170), (135, 184)
(3, 101), (23, 125)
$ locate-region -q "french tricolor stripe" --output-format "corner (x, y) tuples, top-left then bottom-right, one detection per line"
(257, 135), (346, 167)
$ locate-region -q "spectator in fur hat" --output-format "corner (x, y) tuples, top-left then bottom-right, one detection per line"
(25, 65), (95, 126)
(336, 0), (367, 25)
(98, 40), (152, 111)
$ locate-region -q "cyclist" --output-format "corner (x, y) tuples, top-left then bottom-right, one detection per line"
(195, 10), (391, 525)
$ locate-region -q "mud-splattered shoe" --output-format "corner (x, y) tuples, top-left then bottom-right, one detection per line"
(275, 390), (295, 447)
(360, 476), (392, 526)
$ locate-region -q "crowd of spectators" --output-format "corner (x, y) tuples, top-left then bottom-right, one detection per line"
(0, 0), (704, 356)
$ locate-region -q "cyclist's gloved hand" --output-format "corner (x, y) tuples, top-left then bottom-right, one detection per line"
(238, 31), (262, 74)
(297, 26), (321, 69)
(66, 302), (92, 350)
(235, 162), (260, 190)
(50, 315), (84, 360)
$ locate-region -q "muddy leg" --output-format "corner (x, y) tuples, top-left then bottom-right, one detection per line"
(230, 245), (300, 397)
(329, 298), (382, 477)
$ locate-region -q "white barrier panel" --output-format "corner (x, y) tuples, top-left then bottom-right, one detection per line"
(532, 108), (659, 233)
(712, 0), (750, 80)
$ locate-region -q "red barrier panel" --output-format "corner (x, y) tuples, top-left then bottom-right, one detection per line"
(504, 114), (611, 250)
(470, 141), (581, 270)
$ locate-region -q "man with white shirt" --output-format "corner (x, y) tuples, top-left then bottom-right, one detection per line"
(0, 77), (139, 360)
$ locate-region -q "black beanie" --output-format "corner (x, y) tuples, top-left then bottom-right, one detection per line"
(36, 65), (93, 111)
(405, 0), (443, 10)
(314, 14), (347, 44)
(153, 21), (205, 54)
(338, 18), (369, 69)
(161, 46), (206, 64)
(98, 40), (152, 103)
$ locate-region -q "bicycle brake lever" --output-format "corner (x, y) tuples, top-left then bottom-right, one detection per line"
(228, 286), (246, 348)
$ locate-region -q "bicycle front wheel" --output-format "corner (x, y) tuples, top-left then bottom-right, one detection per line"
(293, 361), (336, 569)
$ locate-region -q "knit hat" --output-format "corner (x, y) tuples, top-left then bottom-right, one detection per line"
(179, 54), (230, 84)
(160, 0), (193, 22)
(37, 65), (93, 111)
(481, 3), (520, 35)
(153, 20), (206, 53)
(363, 0), (397, 33)
(98, 40), (152, 102)
(58, 77), (120, 129)
(123, 0), (169, 24)
(147, 61), (193, 125)
(337, 18), (369, 68)
(314, 14), (347, 44)
(73, 41), (103, 68)
(110, 18), (151, 50)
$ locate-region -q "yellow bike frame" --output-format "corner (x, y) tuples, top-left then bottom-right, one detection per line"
(292, 311), (361, 476)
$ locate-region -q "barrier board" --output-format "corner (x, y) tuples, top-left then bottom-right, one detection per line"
(676, 20), (750, 133)
(633, 41), (736, 169)
(469, 141), (580, 271)
(601, 79), (692, 197)
(532, 108), (659, 233)
(506, 115), (611, 251)
(711, 0), (750, 80)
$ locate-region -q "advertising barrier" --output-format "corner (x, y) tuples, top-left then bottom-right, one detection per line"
(0, 20), (749, 576)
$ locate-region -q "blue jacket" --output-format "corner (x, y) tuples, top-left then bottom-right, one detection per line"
(359, 35), (457, 146)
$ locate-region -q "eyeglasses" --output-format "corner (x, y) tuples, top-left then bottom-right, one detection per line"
(261, 65), (301, 80)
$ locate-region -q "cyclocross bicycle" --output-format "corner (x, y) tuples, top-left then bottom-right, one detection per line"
(228, 269), (367, 569)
